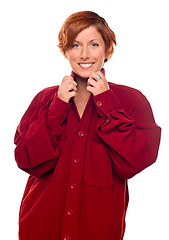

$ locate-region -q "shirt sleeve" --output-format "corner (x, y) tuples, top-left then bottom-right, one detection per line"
(93, 89), (161, 179)
(14, 90), (71, 178)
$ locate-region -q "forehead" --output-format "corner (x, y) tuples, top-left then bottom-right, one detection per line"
(75, 25), (103, 42)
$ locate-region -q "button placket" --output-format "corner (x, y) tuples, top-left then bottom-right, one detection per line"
(61, 99), (94, 240)
(62, 146), (82, 238)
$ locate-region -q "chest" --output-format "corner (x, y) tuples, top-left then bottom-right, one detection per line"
(74, 94), (91, 119)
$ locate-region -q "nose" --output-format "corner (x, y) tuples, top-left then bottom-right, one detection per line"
(80, 45), (90, 60)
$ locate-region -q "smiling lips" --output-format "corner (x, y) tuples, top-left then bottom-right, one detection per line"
(79, 63), (94, 69)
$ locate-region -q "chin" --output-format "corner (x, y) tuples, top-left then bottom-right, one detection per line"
(74, 68), (101, 79)
(79, 73), (91, 79)
(72, 70), (90, 79)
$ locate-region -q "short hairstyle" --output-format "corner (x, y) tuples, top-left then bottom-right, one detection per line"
(58, 11), (117, 63)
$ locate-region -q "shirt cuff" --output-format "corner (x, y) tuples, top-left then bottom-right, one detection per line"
(49, 93), (71, 121)
(93, 89), (120, 115)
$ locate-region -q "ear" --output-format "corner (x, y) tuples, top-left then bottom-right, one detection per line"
(105, 47), (114, 62)
(104, 52), (108, 63)
(104, 50), (109, 62)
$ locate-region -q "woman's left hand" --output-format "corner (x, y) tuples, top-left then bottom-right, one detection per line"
(86, 71), (110, 96)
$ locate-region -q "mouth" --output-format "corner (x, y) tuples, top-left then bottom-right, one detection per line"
(78, 63), (94, 69)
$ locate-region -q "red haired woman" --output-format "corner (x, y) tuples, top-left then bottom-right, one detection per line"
(14, 11), (161, 240)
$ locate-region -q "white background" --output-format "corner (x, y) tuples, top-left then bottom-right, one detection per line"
(0, 0), (168, 239)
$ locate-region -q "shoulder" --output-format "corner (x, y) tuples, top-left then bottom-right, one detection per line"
(108, 82), (151, 116)
(108, 82), (148, 104)
(31, 86), (59, 106)
(17, 86), (60, 131)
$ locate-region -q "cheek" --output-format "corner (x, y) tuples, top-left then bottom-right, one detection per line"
(67, 50), (78, 61)
(94, 49), (105, 61)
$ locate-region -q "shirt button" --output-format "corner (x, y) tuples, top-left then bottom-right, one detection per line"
(74, 159), (80, 164)
(78, 131), (84, 137)
(67, 210), (73, 216)
(64, 236), (70, 240)
(96, 101), (102, 106)
(70, 184), (77, 190)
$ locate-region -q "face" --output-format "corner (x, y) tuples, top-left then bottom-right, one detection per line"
(66, 25), (106, 78)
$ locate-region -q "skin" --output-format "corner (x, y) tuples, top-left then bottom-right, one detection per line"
(57, 25), (110, 118)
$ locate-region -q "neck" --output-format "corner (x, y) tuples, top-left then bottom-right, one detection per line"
(75, 74), (89, 94)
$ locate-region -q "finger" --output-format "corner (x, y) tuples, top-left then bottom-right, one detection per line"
(66, 83), (77, 92)
(62, 76), (71, 82)
(70, 78), (77, 87)
(96, 71), (105, 79)
(93, 74), (102, 81)
(68, 91), (77, 99)
(92, 71), (106, 82)
(72, 81), (77, 87)
(86, 85), (97, 95)
(62, 76), (77, 86)
(86, 85), (94, 93)
(90, 72), (101, 81)
(87, 77), (98, 87)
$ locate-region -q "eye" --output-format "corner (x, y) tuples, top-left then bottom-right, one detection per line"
(72, 43), (80, 48)
(91, 43), (99, 47)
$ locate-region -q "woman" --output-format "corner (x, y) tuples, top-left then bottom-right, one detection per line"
(14, 11), (161, 240)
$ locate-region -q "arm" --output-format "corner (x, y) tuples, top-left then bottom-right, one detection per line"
(93, 89), (161, 179)
(14, 89), (71, 178)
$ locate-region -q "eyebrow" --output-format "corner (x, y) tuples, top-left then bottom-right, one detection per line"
(73, 39), (100, 43)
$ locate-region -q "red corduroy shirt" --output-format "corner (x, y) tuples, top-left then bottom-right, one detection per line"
(14, 72), (161, 240)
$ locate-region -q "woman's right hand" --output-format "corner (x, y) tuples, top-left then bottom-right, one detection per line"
(57, 76), (77, 103)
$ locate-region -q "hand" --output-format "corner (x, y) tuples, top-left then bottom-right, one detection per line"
(57, 76), (77, 103)
(86, 71), (110, 96)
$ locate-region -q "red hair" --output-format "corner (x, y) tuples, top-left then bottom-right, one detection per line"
(58, 11), (116, 62)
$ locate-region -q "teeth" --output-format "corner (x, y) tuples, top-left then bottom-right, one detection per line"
(79, 63), (92, 69)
